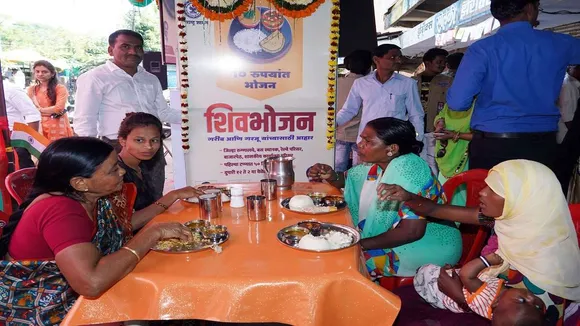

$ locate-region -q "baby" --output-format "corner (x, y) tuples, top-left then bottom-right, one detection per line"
(414, 254), (546, 325)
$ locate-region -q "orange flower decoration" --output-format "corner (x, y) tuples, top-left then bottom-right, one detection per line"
(190, 0), (254, 22)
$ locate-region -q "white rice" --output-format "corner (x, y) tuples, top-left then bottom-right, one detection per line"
(324, 231), (353, 249)
(233, 29), (267, 54)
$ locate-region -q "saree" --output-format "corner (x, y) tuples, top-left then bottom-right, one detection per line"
(344, 154), (462, 278)
(0, 189), (133, 325)
(434, 103), (473, 206)
(481, 160), (580, 321)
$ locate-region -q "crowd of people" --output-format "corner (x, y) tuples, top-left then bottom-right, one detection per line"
(320, 0), (580, 325)
(1, 0), (580, 325)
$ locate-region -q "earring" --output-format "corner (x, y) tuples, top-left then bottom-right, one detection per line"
(387, 152), (393, 157)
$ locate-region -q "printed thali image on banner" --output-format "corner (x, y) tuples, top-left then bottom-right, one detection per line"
(183, 0), (335, 184)
(214, 1), (303, 100)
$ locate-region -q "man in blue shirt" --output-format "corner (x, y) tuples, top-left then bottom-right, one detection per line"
(446, 0), (580, 171)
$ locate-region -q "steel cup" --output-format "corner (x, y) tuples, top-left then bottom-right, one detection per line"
(260, 179), (277, 201)
(204, 188), (223, 214)
(199, 194), (219, 220)
(246, 195), (267, 221)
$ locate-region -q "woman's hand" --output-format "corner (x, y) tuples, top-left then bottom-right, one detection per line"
(307, 163), (336, 182)
(376, 184), (413, 202)
(170, 186), (205, 201)
(433, 129), (456, 141)
(148, 222), (193, 241)
(435, 118), (445, 132)
(484, 253), (504, 266)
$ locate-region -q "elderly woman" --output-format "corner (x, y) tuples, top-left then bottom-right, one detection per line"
(380, 160), (580, 324)
(307, 117), (462, 279)
(0, 137), (193, 325)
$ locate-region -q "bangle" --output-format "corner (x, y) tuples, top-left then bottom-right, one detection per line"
(122, 246), (140, 263)
(155, 201), (169, 210)
(479, 255), (491, 268)
(478, 210), (495, 227)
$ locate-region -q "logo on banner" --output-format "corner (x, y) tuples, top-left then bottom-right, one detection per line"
(185, 1), (202, 19)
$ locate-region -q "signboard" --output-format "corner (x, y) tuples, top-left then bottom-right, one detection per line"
(458, 0), (491, 25)
(434, 1), (460, 34)
(399, 15), (434, 49)
(184, 0), (334, 184)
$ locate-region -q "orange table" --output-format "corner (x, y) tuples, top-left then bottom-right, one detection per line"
(63, 183), (401, 325)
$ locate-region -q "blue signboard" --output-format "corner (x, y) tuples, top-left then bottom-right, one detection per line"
(434, 1), (460, 34)
(458, 0), (491, 25)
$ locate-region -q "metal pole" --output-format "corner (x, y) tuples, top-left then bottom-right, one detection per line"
(0, 61), (17, 174)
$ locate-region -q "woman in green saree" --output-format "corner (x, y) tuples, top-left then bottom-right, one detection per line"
(308, 118), (462, 280)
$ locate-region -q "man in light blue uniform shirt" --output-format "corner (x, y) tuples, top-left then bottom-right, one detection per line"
(446, 0), (580, 171)
(337, 44), (425, 164)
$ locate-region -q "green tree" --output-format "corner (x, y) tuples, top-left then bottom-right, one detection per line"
(123, 5), (162, 52)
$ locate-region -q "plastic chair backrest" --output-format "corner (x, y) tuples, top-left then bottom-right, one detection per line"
(123, 183), (138, 219)
(569, 204), (580, 244)
(5, 168), (36, 206)
(443, 169), (490, 266)
(0, 210), (10, 238)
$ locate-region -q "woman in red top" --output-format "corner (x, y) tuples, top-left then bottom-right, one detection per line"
(0, 137), (193, 325)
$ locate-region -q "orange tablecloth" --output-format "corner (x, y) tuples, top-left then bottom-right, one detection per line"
(63, 183), (401, 325)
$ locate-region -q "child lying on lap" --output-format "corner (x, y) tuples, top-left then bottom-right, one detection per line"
(414, 254), (545, 326)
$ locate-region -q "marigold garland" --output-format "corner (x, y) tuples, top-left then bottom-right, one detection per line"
(270, 0), (326, 19)
(190, 0), (254, 22)
(326, 0), (339, 150)
(177, 0), (191, 152)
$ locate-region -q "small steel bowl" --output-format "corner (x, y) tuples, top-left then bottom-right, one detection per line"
(202, 225), (228, 243)
(307, 192), (327, 206)
(279, 226), (310, 246)
(297, 220), (323, 236)
(184, 220), (211, 231)
(322, 195), (346, 207)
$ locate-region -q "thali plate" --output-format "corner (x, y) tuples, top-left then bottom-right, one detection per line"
(276, 221), (360, 253)
(151, 233), (229, 254)
(280, 197), (347, 215)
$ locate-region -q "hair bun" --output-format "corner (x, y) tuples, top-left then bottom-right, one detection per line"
(411, 140), (424, 155)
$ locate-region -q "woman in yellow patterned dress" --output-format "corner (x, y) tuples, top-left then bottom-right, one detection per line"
(27, 60), (74, 141)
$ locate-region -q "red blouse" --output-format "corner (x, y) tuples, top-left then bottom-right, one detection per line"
(8, 196), (95, 260)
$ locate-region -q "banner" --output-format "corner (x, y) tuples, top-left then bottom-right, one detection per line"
(182, 0), (336, 184)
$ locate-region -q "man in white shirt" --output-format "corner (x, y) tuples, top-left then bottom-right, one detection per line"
(557, 65), (580, 143)
(3, 79), (41, 168)
(336, 44), (425, 155)
(74, 29), (181, 197)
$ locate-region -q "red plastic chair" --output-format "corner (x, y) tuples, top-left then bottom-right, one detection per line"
(379, 169), (490, 291)
(569, 204), (580, 244)
(5, 168), (36, 206)
(124, 183), (138, 219)
(443, 169), (490, 266)
(0, 210), (10, 238)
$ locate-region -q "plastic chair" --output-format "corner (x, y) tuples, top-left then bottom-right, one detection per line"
(443, 169), (490, 266)
(124, 183), (138, 219)
(5, 167), (36, 206)
(0, 210), (10, 238)
(569, 204), (580, 244)
(379, 169), (490, 291)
